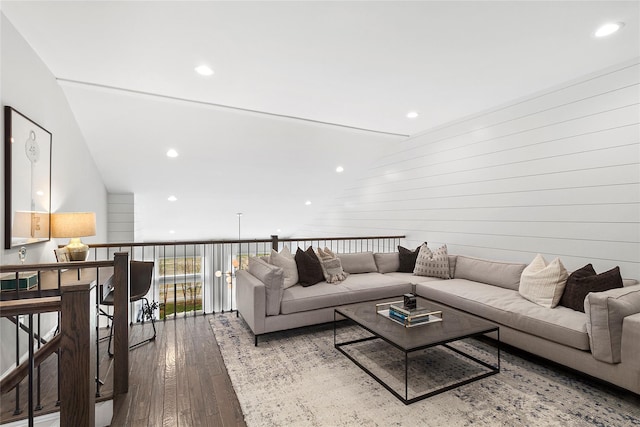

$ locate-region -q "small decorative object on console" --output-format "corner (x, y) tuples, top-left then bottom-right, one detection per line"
(403, 293), (417, 310)
(1, 272), (38, 290)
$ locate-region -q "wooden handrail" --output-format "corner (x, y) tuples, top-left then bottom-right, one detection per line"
(0, 260), (114, 273)
(0, 334), (62, 394)
(0, 296), (61, 317)
(83, 234), (406, 249)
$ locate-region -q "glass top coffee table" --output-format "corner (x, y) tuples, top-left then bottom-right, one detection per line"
(334, 297), (500, 404)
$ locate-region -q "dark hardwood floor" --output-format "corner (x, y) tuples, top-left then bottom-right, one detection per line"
(111, 314), (246, 427)
(1, 314), (246, 427)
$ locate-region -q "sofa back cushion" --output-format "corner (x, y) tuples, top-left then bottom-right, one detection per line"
(248, 257), (284, 316)
(448, 255), (458, 280)
(338, 252), (378, 274)
(454, 255), (527, 290)
(585, 284), (640, 363)
(374, 252), (400, 273)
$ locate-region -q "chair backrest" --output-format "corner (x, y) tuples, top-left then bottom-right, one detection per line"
(130, 261), (154, 302)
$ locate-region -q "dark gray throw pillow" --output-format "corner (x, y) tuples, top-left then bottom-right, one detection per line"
(559, 264), (623, 312)
(398, 245), (422, 273)
(295, 247), (324, 287)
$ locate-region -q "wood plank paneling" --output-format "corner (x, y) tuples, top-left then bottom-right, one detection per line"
(302, 59), (640, 278)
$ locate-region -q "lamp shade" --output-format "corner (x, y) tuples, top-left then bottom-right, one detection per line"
(51, 212), (96, 238)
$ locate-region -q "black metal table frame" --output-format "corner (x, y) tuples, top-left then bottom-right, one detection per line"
(333, 310), (500, 405)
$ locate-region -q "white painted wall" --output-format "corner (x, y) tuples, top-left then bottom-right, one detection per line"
(302, 58), (640, 279)
(1, 13), (108, 263)
(0, 14), (108, 376)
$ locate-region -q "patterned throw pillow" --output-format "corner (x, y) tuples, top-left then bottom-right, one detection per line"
(519, 254), (568, 308)
(316, 247), (348, 284)
(413, 244), (451, 279)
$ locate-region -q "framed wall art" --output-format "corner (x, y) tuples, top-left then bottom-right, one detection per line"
(4, 106), (52, 249)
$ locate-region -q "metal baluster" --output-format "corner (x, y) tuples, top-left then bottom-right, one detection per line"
(35, 312), (42, 411)
(28, 314), (34, 427)
(95, 266), (102, 397)
(56, 310), (61, 407)
(173, 247), (177, 319)
(14, 316), (22, 415)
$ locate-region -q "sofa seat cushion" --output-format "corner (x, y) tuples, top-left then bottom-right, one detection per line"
(280, 273), (411, 315)
(339, 272), (413, 298)
(415, 279), (589, 350)
(281, 282), (352, 315)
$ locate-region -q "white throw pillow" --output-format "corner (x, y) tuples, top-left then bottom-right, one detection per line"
(270, 246), (299, 289)
(413, 244), (450, 279)
(519, 254), (568, 308)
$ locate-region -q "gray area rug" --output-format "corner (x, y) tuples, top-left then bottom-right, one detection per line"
(210, 313), (640, 427)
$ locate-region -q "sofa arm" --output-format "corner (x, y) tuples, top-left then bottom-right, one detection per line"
(622, 313), (640, 370)
(585, 284), (640, 363)
(237, 270), (266, 335)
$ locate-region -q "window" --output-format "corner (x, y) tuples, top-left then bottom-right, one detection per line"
(158, 256), (202, 319)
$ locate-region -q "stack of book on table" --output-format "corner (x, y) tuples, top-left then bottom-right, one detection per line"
(389, 304), (433, 326)
(376, 301), (443, 328)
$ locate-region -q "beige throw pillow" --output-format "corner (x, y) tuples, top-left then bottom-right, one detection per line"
(317, 247), (348, 284)
(247, 257), (284, 316)
(270, 246), (298, 289)
(413, 244), (450, 279)
(519, 254), (568, 308)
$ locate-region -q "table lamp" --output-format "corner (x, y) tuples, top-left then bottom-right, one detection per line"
(51, 212), (96, 261)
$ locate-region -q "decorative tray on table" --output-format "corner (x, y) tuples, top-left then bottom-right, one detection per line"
(376, 300), (443, 328)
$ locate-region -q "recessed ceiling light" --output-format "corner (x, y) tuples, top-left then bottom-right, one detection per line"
(166, 149), (178, 158)
(276, 228), (282, 233)
(407, 111), (419, 119)
(195, 65), (214, 76)
(305, 200), (312, 206)
(168, 195), (177, 202)
(595, 22), (624, 38)
(169, 230), (175, 234)
(336, 166), (344, 173)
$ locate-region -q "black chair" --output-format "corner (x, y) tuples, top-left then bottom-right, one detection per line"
(100, 260), (156, 357)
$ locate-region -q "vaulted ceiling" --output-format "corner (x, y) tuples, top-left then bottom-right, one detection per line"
(2, 1), (638, 240)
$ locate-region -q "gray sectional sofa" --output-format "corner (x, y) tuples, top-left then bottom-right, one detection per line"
(236, 251), (640, 394)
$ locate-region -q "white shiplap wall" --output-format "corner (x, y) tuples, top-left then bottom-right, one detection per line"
(107, 193), (135, 243)
(301, 59), (640, 278)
